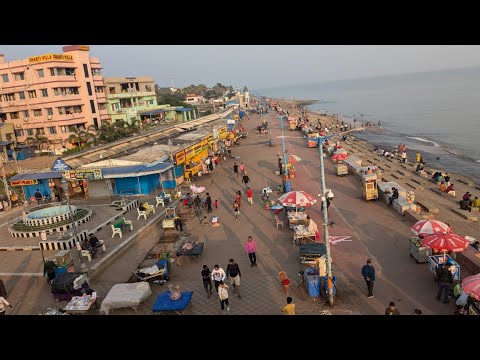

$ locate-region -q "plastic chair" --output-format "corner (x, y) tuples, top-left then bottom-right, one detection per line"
(156, 197), (165, 208)
(81, 250), (92, 262)
(137, 208), (147, 220)
(275, 215), (284, 230)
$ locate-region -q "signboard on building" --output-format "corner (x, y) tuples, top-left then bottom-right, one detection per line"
(51, 158), (72, 172)
(28, 54), (74, 64)
(218, 127), (228, 139)
(64, 169), (102, 180)
(10, 179), (38, 186)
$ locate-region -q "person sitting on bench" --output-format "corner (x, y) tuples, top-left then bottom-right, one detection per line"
(81, 239), (97, 258)
(445, 184), (456, 197)
(388, 187), (399, 207)
(89, 234), (106, 255)
(459, 199), (471, 211)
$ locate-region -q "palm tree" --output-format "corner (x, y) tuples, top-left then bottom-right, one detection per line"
(97, 122), (120, 144)
(124, 119), (141, 135)
(26, 131), (49, 154)
(68, 126), (89, 148)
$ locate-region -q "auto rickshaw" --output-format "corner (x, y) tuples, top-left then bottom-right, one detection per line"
(361, 173), (378, 200)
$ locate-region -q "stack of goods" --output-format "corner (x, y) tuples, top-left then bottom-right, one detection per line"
(406, 190), (415, 203)
(287, 211), (308, 225)
(211, 216), (220, 227)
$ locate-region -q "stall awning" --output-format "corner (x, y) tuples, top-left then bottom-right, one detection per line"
(101, 162), (174, 179)
(9, 171), (63, 181)
(0, 141), (13, 147)
(138, 109), (170, 116)
(175, 108), (193, 112)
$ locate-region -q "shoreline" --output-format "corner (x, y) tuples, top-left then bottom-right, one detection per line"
(278, 98), (479, 188)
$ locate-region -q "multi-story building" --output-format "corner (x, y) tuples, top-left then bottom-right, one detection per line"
(104, 77), (160, 124)
(0, 45), (109, 154)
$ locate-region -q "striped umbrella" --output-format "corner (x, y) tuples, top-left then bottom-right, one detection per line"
(410, 220), (451, 237)
(277, 191), (317, 207)
(462, 273), (480, 301)
(288, 155), (302, 163)
(421, 232), (469, 253)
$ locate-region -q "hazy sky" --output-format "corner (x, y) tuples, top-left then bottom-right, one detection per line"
(2, 45), (480, 89)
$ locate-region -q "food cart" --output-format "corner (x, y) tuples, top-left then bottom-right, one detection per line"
(427, 254), (460, 281)
(288, 116), (297, 130)
(409, 237), (432, 263)
(286, 211), (309, 229)
(307, 133), (318, 148)
(335, 163), (348, 176)
(292, 225), (316, 245)
(162, 207), (176, 229)
(361, 173), (379, 200)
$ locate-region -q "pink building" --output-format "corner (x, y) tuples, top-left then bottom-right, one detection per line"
(0, 45), (109, 154)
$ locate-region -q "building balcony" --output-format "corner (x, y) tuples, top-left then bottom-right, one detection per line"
(106, 91), (155, 100)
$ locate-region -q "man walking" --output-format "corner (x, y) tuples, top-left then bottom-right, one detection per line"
(281, 297), (295, 315)
(211, 264), (226, 293)
(233, 162), (239, 177)
(205, 192), (213, 213)
(245, 236), (257, 267)
(436, 260), (454, 303)
(239, 162), (247, 175)
(242, 174), (250, 189)
(246, 187), (253, 205)
(201, 265), (213, 298)
(361, 259), (375, 298)
(226, 258), (242, 298)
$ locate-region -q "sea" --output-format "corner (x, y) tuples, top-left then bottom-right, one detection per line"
(256, 66), (480, 182)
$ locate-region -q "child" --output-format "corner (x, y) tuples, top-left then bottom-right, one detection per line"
(214, 200), (218, 209)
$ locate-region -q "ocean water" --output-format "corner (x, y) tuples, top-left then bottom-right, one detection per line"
(256, 67), (480, 181)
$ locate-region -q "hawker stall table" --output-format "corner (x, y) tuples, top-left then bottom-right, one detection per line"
(428, 254), (461, 281)
(286, 211), (309, 228)
(409, 237), (432, 263)
(64, 293), (97, 314)
(292, 225), (316, 245)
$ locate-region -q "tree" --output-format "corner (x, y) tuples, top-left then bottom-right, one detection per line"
(26, 131), (49, 153)
(97, 122), (120, 144)
(68, 126), (95, 148)
(243, 86), (249, 93)
(124, 119), (141, 135)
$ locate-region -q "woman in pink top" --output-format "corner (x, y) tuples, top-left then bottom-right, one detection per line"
(244, 236), (257, 267)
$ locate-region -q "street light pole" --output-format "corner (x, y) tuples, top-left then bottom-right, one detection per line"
(1, 156), (12, 209)
(60, 177), (87, 273)
(278, 115), (288, 176)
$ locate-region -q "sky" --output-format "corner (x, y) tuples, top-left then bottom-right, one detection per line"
(2, 45), (480, 90)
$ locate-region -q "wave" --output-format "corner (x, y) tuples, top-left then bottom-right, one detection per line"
(405, 136), (440, 147)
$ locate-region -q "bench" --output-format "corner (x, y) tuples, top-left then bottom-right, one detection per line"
(415, 199), (439, 214)
(393, 195), (412, 215)
(404, 209), (434, 223)
(111, 217), (133, 238)
(456, 247), (480, 274)
(450, 208), (478, 221)
(430, 188), (448, 197)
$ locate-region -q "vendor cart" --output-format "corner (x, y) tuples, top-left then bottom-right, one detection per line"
(409, 237), (432, 263)
(361, 173), (378, 200)
(162, 207), (176, 229)
(428, 254), (460, 281)
(63, 293), (98, 314)
(335, 163), (348, 176)
(293, 225), (316, 245)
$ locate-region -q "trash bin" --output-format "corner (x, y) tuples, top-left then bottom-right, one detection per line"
(304, 267), (320, 297)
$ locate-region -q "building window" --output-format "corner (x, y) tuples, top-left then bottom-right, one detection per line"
(47, 126), (57, 135)
(37, 69), (45, 78)
(10, 112), (19, 119)
(60, 126), (69, 134)
(33, 109), (42, 116)
(23, 110), (30, 118)
(91, 68), (101, 76)
(35, 128), (45, 135)
(109, 87), (116, 94)
(19, 91), (25, 100)
(93, 117), (98, 128)
(148, 100), (154, 106)
(41, 89), (48, 97)
(15, 129), (24, 137)
(5, 133), (13, 141)
(54, 87), (79, 96)
(26, 129), (34, 136)
(86, 82), (92, 96)
(0, 113), (6, 121)
(46, 108), (53, 116)
(3, 93), (16, 101)
(83, 64), (90, 78)
(28, 90), (37, 98)
(13, 72), (25, 81)
(146, 85), (152, 92)
(90, 100), (96, 113)
(1, 74), (8, 83)
(50, 67), (75, 76)
(94, 86), (104, 93)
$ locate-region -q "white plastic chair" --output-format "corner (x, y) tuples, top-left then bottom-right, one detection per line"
(111, 225), (122, 238)
(137, 207), (147, 220)
(81, 250), (92, 262)
(156, 197), (165, 208)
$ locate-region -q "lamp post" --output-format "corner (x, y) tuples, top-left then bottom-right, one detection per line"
(60, 176), (87, 272)
(278, 115), (288, 176)
(0, 155), (12, 209)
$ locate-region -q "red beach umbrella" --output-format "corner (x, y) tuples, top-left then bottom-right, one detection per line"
(421, 232), (469, 253)
(410, 220), (452, 237)
(277, 191), (317, 207)
(331, 152), (349, 162)
(461, 273), (480, 301)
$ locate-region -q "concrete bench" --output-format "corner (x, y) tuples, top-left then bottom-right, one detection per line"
(406, 182), (423, 190)
(457, 178), (474, 186)
(456, 247), (480, 275)
(391, 173), (403, 180)
(415, 199), (439, 214)
(393, 195), (412, 215)
(411, 178), (425, 186)
(450, 208), (478, 221)
(397, 169), (410, 177)
(378, 181), (407, 204)
(430, 188), (448, 197)
(404, 209), (434, 223)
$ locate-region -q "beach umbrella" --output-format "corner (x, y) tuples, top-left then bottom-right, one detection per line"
(277, 191), (317, 207)
(190, 185), (205, 194)
(461, 273), (480, 301)
(288, 155), (302, 163)
(421, 232), (469, 253)
(410, 220), (452, 237)
(331, 152), (349, 162)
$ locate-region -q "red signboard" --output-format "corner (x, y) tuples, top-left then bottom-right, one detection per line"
(10, 179), (38, 186)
